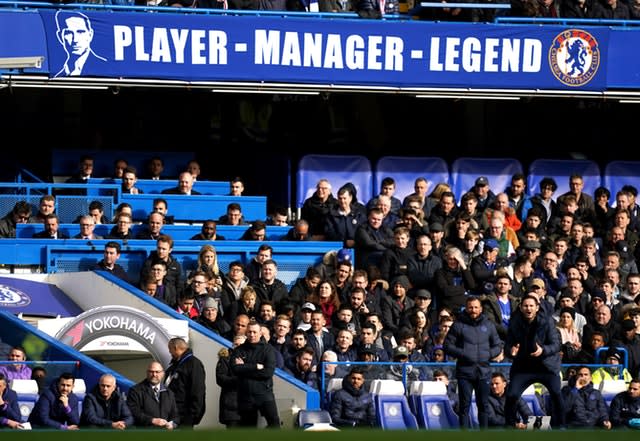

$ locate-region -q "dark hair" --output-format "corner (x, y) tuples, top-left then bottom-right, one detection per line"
(105, 241), (121, 253)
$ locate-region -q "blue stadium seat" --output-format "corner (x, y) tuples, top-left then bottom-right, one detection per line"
(370, 379), (418, 430)
(408, 380), (459, 429)
(603, 161), (640, 202)
(73, 378), (87, 417)
(450, 157), (523, 203)
(10, 379), (40, 423)
(373, 156), (450, 204)
(599, 379), (627, 407)
(527, 159), (602, 199)
(296, 154), (373, 218)
(296, 409), (338, 431)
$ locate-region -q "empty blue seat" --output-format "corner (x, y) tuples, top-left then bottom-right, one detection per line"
(450, 157), (523, 203)
(373, 156), (450, 203)
(527, 159), (602, 199)
(10, 379), (40, 423)
(371, 379), (418, 430)
(603, 161), (640, 201)
(408, 380), (459, 429)
(296, 154), (373, 218)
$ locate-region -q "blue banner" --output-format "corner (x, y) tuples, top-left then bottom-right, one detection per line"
(34, 9), (612, 90)
(0, 277), (83, 318)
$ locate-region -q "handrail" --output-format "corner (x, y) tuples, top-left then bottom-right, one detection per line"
(420, 2), (510, 8)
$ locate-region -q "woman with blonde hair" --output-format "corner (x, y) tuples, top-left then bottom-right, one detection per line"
(557, 306), (581, 363)
(190, 244), (223, 292)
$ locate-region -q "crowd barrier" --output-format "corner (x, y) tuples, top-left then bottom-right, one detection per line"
(91, 178), (230, 195)
(0, 239), (343, 288)
(15, 223), (291, 240)
(121, 193), (267, 223)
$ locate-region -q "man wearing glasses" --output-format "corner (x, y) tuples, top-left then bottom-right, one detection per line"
(73, 215), (103, 240)
(0, 201), (32, 238)
(127, 361), (179, 430)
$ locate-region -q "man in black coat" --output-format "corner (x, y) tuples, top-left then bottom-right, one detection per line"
(81, 373), (134, 429)
(164, 337), (206, 428)
(444, 296), (502, 428)
(504, 295), (565, 429)
(31, 214), (69, 239)
(231, 319), (280, 428)
(127, 361), (180, 430)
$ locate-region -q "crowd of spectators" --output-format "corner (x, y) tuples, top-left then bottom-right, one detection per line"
(6, 155), (640, 429)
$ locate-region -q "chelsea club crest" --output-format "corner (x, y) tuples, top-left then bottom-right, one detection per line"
(0, 284), (31, 307)
(549, 29), (600, 87)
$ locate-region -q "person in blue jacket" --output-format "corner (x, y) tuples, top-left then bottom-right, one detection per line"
(0, 373), (23, 429)
(329, 366), (376, 428)
(81, 374), (134, 430)
(444, 295), (502, 428)
(610, 378), (640, 428)
(29, 372), (80, 430)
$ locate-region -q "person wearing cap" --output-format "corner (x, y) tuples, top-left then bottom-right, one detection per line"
(295, 302), (316, 331)
(380, 275), (415, 338)
(384, 345), (424, 382)
(329, 366), (376, 428)
(609, 378), (640, 428)
(504, 295), (565, 429)
(354, 207), (395, 270)
(470, 238), (510, 294)
(400, 288), (434, 330)
(591, 348), (633, 387)
(380, 226), (416, 282)
(471, 176), (496, 213)
(556, 306), (582, 363)
(444, 296), (502, 428)
(563, 366), (611, 429)
(427, 222), (448, 260)
(196, 296), (231, 336)
(325, 185), (367, 249)
(553, 291), (587, 336)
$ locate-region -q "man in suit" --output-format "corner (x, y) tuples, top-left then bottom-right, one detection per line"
(127, 361), (180, 430)
(161, 172), (201, 195)
(32, 214), (69, 239)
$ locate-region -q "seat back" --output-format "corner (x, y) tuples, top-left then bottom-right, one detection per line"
(324, 377), (344, 410)
(409, 381), (459, 429)
(296, 154), (373, 210)
(296, 409), (334, 429)
(371, 379), (418, 430)
(527, 159), (602, 199)
(373, 156), (450, 203)
(73, 378), (87, 416)
(450, 157), (523, 203)
(603, 161), (640, 203)
(599, 379), (627, 406)
(10, 379), (40, 423)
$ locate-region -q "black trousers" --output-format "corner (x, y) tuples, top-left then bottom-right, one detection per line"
(505, 371), (565, 428)
(239, 399), (281, 428)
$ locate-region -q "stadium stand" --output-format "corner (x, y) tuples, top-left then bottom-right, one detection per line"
(450, 157), (523, 203)
(527, 159), (602, 199)
(373, 156), (450, 203)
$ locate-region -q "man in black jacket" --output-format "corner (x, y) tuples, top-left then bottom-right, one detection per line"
(231, 319), (280, 428)
(444, 296), (502, 428)
(81, 373), (134, 429)
(504, 295), (565, 429)
(127, 361), (179, 430)
(165, 337), (206, 429)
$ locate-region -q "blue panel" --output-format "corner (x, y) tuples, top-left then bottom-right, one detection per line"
(603, 161), (640, 202)
(374, 156), (450, 204)
(296, 154), (373, 209)
(527, 159), (601, 199)
(0, 11), (48, 73)
(450, 157), (523, 203)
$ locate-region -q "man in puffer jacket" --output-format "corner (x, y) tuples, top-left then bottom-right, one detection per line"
(29, 372), (80, 430)
(81, 374), (134, 429)
(329, 367), (376, 427)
